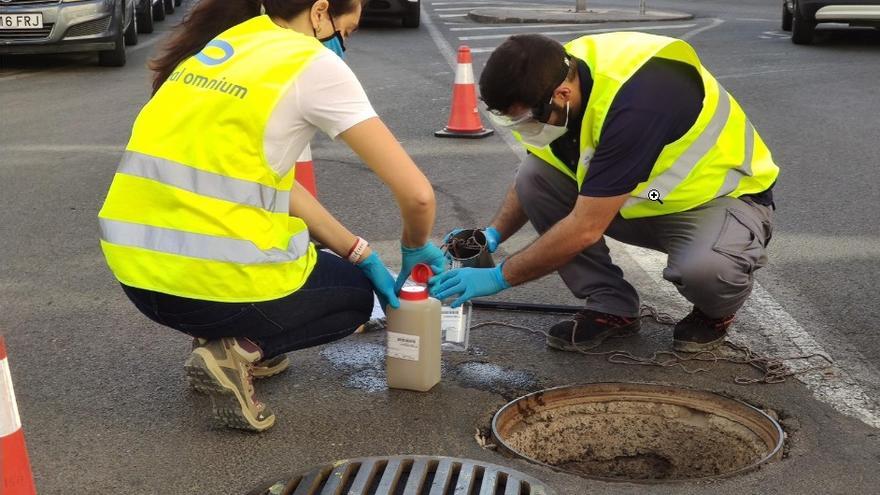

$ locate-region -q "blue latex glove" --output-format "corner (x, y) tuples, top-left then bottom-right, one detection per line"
(443, 227), (501, 253)
(394, 242), (447, 292)
(356, 252), (400, 310)
(483, 227), (501, 253)
(428, 264), (510, 308)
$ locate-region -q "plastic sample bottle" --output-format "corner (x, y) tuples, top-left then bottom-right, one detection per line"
(385, 264), (441, 392)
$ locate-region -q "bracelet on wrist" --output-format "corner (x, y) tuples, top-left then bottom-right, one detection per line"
(348, 236), (369, 264)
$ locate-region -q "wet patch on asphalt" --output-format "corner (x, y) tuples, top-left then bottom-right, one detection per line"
(320, 340), (538, 397)
(320, 341), (388, 391)
(449, 362), (537, 397)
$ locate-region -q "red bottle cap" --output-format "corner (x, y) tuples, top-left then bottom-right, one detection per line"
(399, 286), (428, 301)
(410, 263), (433, 284)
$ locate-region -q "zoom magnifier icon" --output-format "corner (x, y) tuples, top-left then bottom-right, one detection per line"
(647, 189), (663, 204)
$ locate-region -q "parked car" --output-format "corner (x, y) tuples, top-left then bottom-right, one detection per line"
(782, 0), (880, 44)
(0, 0), (138, 66)
(363, 0), (420, 28)
(135, 0), (182, 34)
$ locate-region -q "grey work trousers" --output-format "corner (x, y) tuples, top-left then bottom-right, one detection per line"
(514, 155), (774, 319)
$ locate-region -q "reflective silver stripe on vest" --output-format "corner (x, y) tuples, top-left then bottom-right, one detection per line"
(118, 151), (290, 214)
(625, 83), (732, 207)
(99, 218), (310, 265)
(714, 119), (755, 197)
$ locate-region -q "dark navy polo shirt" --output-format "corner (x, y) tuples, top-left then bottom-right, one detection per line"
(550, 57), (774, 206)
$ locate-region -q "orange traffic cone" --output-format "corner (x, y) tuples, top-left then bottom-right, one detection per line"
(295, 144), (318, 198)
(0, 336), (36, 495)
(435, 45), (494, 139)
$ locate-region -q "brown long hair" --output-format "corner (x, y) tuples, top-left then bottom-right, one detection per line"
(149, 0), (359, 94)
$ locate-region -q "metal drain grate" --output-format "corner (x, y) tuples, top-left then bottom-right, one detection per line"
(248, 455), (555, 495)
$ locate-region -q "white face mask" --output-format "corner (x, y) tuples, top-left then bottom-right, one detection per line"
(516, 101), (569, 148)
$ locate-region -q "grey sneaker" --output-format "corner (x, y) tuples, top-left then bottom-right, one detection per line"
(184, 337), (275, 431)
(192, 338), (289, 379)
(547, 309), (641, 351)
(672, 307), (735, 352)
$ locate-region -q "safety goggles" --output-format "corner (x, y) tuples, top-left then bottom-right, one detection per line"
(486, 56), (571, 131)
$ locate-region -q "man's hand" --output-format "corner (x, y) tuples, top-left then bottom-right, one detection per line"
(484, 227), (501, 252)
(428, 265), (510, 308)
(501, 193), (630, 286)
(443, 226), (502, 253)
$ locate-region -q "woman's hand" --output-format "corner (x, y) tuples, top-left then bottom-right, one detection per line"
(356, 252), (400, 311)
(395, 242), (447, 292)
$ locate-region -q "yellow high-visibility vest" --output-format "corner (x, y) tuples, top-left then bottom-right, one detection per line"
(516, 32), (779, 218)
(98, 16), (322, 302)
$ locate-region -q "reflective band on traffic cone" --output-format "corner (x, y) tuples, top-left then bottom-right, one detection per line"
(295, 144), (318, 198)
(0, 337), (36, 495)
(435, 45), (494, 139)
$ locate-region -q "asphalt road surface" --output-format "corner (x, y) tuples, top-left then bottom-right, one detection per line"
(1, 1), (878, 493)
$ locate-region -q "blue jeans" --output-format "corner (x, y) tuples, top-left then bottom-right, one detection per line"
(121, 251), (374, 358)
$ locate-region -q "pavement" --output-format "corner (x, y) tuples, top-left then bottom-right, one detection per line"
(1, 1), (879, 494)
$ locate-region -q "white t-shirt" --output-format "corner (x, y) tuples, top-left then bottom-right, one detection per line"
(263, 51), (377, 176)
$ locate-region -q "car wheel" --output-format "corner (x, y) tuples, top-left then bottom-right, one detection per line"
(124, 7), (139, 46)
(136, 0), (155, 34)
(164, 0), (175, 15)
(99, 19), (127, 67)
(781, 2), (792, 31)
(153, 0), (166, 21)
(791, 0), (815, 44)
(403, 1), (420, 28)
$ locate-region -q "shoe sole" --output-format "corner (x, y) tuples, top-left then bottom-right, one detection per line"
(184, 350), (275, 432)
(672, 335), (726, 353)
(546, 322), (641, 352)
(189, 357), (289, 394)
(250, 356), (290, 379)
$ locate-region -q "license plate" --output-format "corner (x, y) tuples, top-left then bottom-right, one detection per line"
(0, 14), (44, 30)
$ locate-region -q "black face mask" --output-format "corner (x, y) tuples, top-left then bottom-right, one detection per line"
(316, 16), (346, 58)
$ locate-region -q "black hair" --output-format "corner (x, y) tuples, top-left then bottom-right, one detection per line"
(479, 34), (572, 114)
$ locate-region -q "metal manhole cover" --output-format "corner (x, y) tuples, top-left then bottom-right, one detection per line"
(248, 455), (556, 495)
(492, 382), (785, 483)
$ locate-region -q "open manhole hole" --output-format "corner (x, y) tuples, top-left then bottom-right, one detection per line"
(492, 383), (784, 483)
(248, 455), (556, 495)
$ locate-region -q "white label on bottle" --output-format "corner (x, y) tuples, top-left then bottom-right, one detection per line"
(441, 305), (464, 343)
(387, 332), (420, 361)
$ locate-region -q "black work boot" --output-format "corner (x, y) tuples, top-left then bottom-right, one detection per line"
(672, 307), (735, 352)
(546, 309), (641, 351)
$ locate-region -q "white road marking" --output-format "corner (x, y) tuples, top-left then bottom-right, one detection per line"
(421, 3), (525, 159)
(439, 13), (469, 18)
(433, 6), (501, 11)
(431, 1), (502, 4)
(450, 23), (594, 31)
(457, 23), (697, 41)
(680, 18), (724, 40)
(716, 67), (812, 80)
(619, 242), (880, 429)
(423, 3), (880, 429)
